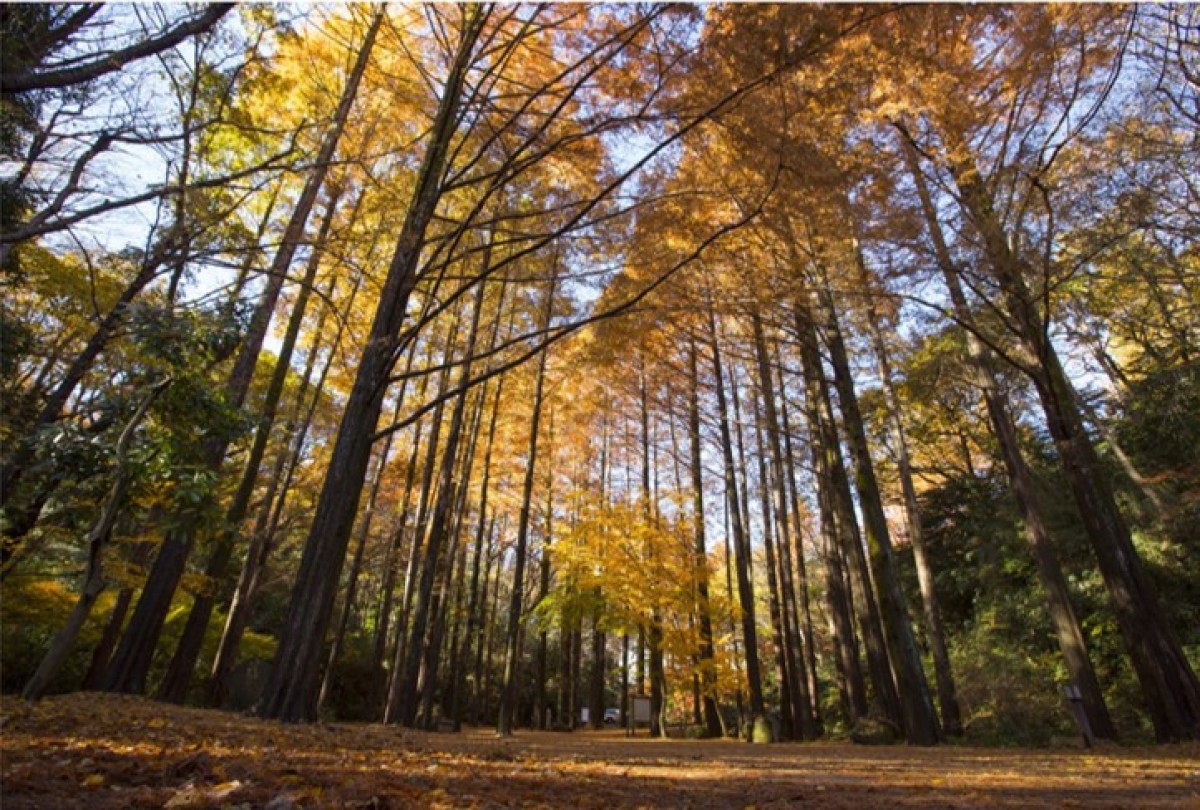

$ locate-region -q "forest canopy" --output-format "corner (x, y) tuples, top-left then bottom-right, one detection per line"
(2, 3), (1198, 747)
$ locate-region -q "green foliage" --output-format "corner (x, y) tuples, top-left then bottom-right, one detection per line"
(949, 618), (1070, 747)
(915, 470), (1037, 638)
(1113, 361), (1200, 679)
(0, 579), (110, 693)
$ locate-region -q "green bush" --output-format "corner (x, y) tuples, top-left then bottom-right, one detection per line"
(951, 620), (1070, 746)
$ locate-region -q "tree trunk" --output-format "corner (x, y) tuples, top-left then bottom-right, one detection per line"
(475, 517), (502, 724)
(814, 280), (940, 746)
(903, 135), (1120, 740)
(639, 366), (667, 738)
(533, 409), (554, 730)
(385, 319), (461, 723)
(751, 311), (817, 739)
(318, 392), (404, 712)
(497, 273), (555, 736)
(450, 381), (504, 727)
(206, 270), (358, 707)
(706, 305), (766, 728)
(260, 8), (485, 723)
(794, 301), (869, 725)
(687, 338), (723, 737)
(103, 15), (381, 699)
(750, 377), (796, 741)
(160, 182), (350, 705)
(395, 280), (487, 727)
(856, 254), (963, 736)
(775, 354), (822, 730)
(22, 379), (167, 700)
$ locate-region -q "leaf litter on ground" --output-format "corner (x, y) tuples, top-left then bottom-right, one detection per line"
(2, 693), (1198, 808)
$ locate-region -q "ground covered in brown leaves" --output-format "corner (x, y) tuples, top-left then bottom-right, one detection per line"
(2, 693), (1198, 808)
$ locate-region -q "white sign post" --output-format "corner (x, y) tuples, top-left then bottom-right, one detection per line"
(629, 695), (651, 736)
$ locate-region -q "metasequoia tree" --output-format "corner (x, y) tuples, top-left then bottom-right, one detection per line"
(12, 3), (1196, 747)
(261, 1), (844, 723)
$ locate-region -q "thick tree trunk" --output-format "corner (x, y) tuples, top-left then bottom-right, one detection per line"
(317, 394), (403, 712)
(903, 136), (1119, 740)
(794, 302), (869, 725)
(260, 8), (485, 723)
(418, 522), (463, 728)
(814, 281), (940, 746)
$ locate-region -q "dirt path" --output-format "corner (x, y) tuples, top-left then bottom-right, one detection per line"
(3, 693), (1198, 808)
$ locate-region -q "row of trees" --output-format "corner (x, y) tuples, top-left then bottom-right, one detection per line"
(2, 4), (1197, 744)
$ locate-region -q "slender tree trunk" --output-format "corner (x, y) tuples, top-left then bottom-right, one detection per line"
(22, 379), (168, 700)
(475, 518), (502, 724)
(864, 282), (964, 739)
(687, 339), (722, 737)
(750, 381), (795, 741)
(160, 183), (350, 704)
(103, 16), (382, 699)
(776, 358), (822, 730)
(82, 587), (132, 689)
(382, 390), (445, 719)
(801, 295), (898, 726)
(707, 305), (766, 729)
(853, 249), (963, 737)
(639, 366), (667, 738)
(497, 274), (555, 736)
(206, 270), (359, 707)
(533, 409), (555, 730)
(750, 312), (815, 739)
(418, 519), (462, 728)
(451, 380), (504, 727)
(588, 421), (609, 731)
(367, 351), (436, 711)
(395, 280), (487, 727)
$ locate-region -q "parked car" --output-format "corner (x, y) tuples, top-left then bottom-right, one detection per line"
(603, 708), (620, 725)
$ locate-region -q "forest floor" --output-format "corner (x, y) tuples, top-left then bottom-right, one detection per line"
(2, 693), (1198, 809)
